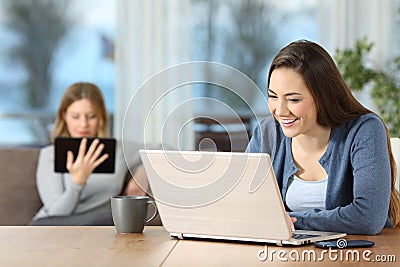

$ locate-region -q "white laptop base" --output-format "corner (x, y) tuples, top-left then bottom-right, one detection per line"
(140, 150), (346, 246)
(170, 229), (345, 246)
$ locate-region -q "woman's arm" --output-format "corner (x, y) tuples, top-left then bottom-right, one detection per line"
(290, 117), (391, 235)
(36, 146), (83, 216)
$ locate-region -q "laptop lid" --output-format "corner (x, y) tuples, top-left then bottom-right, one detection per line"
(140, 150), (345, 245)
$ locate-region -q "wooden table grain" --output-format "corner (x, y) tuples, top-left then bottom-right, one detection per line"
(0, 226), (176, 267)
(0, 226), (398, 266)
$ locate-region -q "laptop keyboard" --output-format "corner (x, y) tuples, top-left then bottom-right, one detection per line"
(292, 233), (321, 239)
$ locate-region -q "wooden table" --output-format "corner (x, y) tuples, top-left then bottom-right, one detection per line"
(0, 226), (176, 267)
(0, 226), (398, 266)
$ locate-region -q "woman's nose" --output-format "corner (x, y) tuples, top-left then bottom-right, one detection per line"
(79, 117), (89, 126)
(275, 100), (289, 116)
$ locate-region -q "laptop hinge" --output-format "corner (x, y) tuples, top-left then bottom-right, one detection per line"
(171, 233), (183, 240)
(275, 240), (283, 246)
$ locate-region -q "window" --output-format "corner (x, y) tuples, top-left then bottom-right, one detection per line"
(0, 0), (116, 146)
(2, 0), (398, 147)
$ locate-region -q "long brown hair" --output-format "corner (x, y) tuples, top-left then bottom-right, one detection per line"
(268, 40), (400, 226)
(51, 82), (110, 142)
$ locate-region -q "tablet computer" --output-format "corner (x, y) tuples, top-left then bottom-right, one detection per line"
(54, 137), (116, 173)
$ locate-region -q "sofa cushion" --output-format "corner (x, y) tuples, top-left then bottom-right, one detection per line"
(0, 148), (42, 225)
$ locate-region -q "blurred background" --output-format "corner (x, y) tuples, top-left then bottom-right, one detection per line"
(0, 0), (399, 151)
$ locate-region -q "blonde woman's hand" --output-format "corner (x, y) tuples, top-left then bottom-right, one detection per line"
(66, 138), (109, 185)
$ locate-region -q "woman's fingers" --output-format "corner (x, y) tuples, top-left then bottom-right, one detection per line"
(91, 142), (105, 162)
(84, 138), (100, 160)
(92, 153), (109, 169)
(85, 140), (108, 169)
(77, 138), (108, 170)
(68, 138), (108, 185)
(77, 138), (106, 164)
(76, 138), (88, 161)
(66, 150), (74, 171)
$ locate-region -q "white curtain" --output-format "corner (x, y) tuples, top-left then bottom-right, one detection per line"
(114, 0), (193, 150)
(318, 0), (399, 110)
(318, 0), (399, 64)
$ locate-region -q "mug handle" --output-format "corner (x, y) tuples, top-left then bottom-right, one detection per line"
(145, 200), (158, 223)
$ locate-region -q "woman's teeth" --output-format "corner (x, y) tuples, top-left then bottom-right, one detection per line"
(282, 118), (297, 126)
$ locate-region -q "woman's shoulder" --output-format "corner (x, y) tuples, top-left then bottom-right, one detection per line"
(350, 113), (386, 133)
(356, 113), (383, 124)
(37, 144), (55, 163)
(40, 144), (55, 153)
(336, 113), (387, 144)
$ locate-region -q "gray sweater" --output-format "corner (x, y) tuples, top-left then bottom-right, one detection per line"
(246, 113), (391, 235)
(33, 142), (129, 219)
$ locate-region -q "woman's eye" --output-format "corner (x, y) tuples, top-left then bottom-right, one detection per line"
(267, 94), (277, 99)
(87, 114), (97, 119)
(288, 98), (301, 103)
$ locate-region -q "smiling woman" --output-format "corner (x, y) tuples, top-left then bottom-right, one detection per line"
(267, 68), (327, 140)
(246, 40), (400, 235)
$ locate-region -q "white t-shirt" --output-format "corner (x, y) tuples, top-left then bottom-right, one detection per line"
(286, 175), (328, 212)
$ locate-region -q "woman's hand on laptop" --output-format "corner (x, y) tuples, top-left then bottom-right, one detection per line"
(286, 212), (297, 232)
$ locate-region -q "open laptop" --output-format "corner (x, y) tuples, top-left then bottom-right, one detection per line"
(139, 150), (346, 246)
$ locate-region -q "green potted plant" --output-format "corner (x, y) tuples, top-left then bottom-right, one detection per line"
(335, 37), (400, 136)
(335, 6), (400, 136)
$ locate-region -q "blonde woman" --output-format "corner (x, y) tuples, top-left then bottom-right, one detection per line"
(30, 82), (145, 225)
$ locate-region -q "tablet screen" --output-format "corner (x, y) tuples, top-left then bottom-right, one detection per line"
(54, 137), (116, 173)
